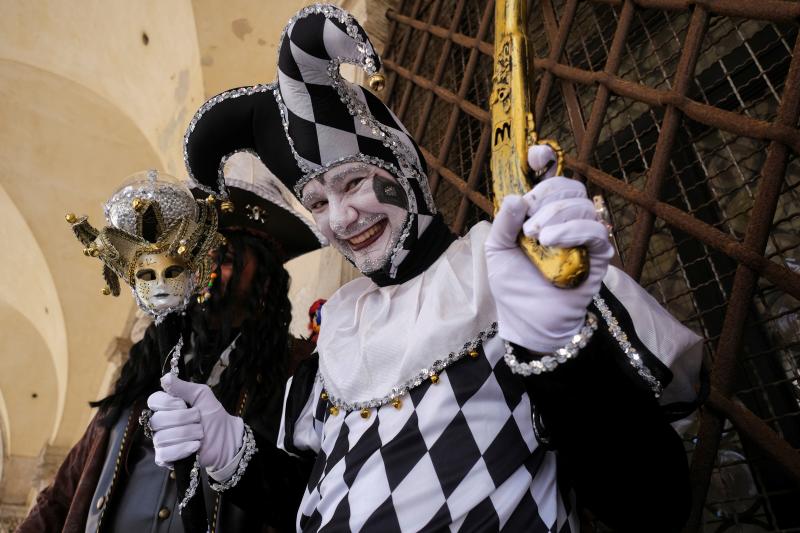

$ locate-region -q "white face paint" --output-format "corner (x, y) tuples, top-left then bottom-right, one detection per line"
(134, 253), (191, 313)
(301, 162), (409, 273)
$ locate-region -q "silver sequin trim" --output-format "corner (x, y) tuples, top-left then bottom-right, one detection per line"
(503, 313), (598, 376)
(168, 335), (184, 377)
(276, 4), (379, 80)
(138, 409), (154, 440)
(272, 4), (436, 211)
(321, 322), (498, 412)
(183, 83), (276, 198)
(209, 424), (258, 492)
(592, 295), (663, 397)
(177, 457), (201, 514)
(103, 173), (199, 234)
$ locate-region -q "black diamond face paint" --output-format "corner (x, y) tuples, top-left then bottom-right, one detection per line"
(373, 174), (408, 210)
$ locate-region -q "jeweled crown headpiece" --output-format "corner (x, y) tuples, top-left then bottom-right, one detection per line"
(66, 170), (222, 316)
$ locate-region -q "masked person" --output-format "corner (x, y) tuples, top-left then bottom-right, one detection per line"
(148, 5), (705, 532)
(17, 163), (323, 533)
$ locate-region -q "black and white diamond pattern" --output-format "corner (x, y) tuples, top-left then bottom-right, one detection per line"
(275, 5), (437, 278)
(281, 336), (579, 532)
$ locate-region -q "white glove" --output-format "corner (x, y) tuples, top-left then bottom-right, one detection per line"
(148, 373), (244, 471)
(147, 390), (202, 467)
(485, 147), (615, 353)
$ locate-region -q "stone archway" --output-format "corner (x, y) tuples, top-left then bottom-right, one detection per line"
(0, 60), (164, 498)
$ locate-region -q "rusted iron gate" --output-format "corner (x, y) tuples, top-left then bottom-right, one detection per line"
(380, 0), (800, 531)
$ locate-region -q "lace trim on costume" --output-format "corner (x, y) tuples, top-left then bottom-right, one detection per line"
(209, 424), (258, 492)
(320, 323), (498, 412)
(593, 294), (663, 397)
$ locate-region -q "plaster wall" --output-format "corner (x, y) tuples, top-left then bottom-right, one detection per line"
(0, 0), (206, 174)
(0, 61), (165, 449)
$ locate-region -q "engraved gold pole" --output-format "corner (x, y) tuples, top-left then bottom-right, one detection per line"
(490, 0), (589, 288)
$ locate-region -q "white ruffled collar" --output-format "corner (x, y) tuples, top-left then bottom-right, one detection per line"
(316, 222), (498, 409)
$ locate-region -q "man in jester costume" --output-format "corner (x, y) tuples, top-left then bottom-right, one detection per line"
(149, 5), (704, 531)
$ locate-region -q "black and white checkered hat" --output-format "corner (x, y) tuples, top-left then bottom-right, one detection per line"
(183, 84), (325, 262)
(273, 4), (438, 277)
(184, 4), (439, 278)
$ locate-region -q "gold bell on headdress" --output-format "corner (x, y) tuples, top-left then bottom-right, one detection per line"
(65, 213), (77, 224)
(220, 200), (235, 213)
(131, 197), (145, 212)
(206, 194), (216, 205)
(101, 286), (111, 296)
(177, 245), (187, 256)
(368, 73), (385, 92)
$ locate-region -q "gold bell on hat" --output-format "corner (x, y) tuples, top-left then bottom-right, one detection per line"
(368, 73), (385, 92)
(131, 197), (145, 212)
(65, 213), (78, 224)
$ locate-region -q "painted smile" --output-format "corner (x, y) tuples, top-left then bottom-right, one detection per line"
(346, 219), (388, 251)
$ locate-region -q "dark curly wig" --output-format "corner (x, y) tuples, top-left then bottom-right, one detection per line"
(91, 230), (293, 428)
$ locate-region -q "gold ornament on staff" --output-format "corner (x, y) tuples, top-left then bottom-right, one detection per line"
(490, 0), (589, 288)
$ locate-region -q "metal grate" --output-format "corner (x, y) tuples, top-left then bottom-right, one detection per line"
(381, 0), (800, 531)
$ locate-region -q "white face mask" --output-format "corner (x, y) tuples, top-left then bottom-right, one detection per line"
(133, 253), (192, 313)
(301, 162), (409, 274)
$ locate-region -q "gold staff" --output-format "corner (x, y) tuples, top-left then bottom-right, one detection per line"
(490, 0), (589, 288)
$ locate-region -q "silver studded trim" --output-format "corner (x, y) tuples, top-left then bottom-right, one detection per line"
(276, 4), (379, 81)
(217, 148), (259, 198)
(504, 313), (598, 376)
(183, 83), (276, 198)
(138, 409), (154, 440)
(271, 26), (436, 213)
(592, 295), (663, 397)
(209, 424), (258, 493)
(177, 457), (201, 514)
(168, 334), (184, 377)
(320, 322), (497, 412)
(322, 60), (435, 212)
